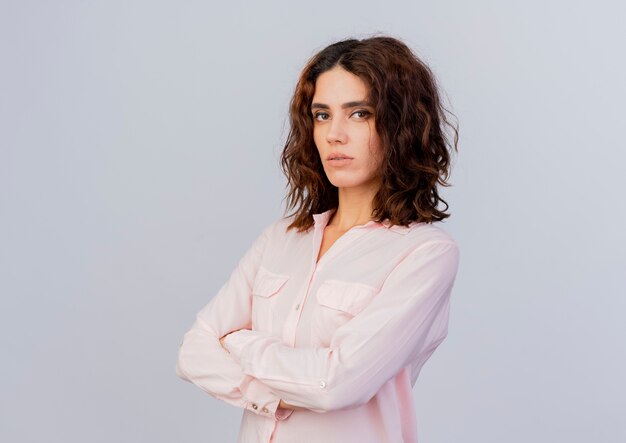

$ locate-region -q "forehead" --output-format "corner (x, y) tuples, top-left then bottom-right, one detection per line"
(312, 66), (369, 102)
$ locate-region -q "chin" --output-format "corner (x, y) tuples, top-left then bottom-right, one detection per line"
(328, 176), (368, 188)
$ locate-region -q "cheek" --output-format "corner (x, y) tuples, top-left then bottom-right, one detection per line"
(313, 126), (324, 150)
(367, 132), (384, 169)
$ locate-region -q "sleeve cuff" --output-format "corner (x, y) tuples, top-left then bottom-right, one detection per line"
(227, 330), (294, 421)
(239, 374), (294, 420)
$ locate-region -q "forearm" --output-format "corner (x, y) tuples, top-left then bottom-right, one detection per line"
(221, 333), (305, 412)
(223, 241), (460, 412)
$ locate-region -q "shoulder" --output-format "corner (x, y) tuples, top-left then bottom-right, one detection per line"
(396, 223), (461, 278)
(405, 221), (459, 253)
(258, 213), (300, 241)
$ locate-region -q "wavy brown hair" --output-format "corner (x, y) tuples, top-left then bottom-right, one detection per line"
(280, 35), (459, 233)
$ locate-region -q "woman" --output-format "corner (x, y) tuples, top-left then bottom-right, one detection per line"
(176, 35), (460, 443)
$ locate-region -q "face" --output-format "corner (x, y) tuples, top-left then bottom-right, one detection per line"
(311, 66), (384, 190)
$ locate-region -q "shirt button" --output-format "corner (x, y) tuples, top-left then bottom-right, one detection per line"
(262, 407), (269, 413)
(251, 403), (258, 410)
(295, 303), (300, 310)
(319, 379), (326, 389)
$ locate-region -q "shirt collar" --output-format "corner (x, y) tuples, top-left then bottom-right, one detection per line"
(312, 208), (411, 235)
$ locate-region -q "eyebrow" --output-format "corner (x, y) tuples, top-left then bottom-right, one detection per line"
(310, 100), (373, 110)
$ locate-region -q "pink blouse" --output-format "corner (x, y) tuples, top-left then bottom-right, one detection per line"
(176, 208), (460, 442)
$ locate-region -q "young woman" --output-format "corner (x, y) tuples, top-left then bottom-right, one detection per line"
(176, 35), (460, 443)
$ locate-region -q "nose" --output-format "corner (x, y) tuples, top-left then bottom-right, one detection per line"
(326, 116), (348, 144)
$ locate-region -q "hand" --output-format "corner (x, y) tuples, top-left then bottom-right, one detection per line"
(279, 399), (307, 411)
(219, 334), (230, 353)
(219, 328), (251, 352)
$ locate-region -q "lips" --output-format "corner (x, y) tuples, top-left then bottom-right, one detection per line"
(327, 153), (354, 160)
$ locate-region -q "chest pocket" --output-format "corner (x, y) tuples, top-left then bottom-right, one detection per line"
(311, 280), (379, 347)
(251, 266), (290, 333)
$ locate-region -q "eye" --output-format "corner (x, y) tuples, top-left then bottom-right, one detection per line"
(352, 110), (371, 119)
(313, 112), (330, 121)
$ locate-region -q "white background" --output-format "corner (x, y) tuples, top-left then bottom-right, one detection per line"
(1, 1), (625, 442)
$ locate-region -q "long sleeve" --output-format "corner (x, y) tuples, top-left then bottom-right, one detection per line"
(175, 221), (293, 420)
(223, 240), (460, 413)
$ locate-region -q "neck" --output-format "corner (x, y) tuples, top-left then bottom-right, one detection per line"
(328, 180), (379, 231)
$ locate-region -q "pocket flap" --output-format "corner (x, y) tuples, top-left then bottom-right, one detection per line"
(252, 266), (290, 298)
(315, 280), (379, 315)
